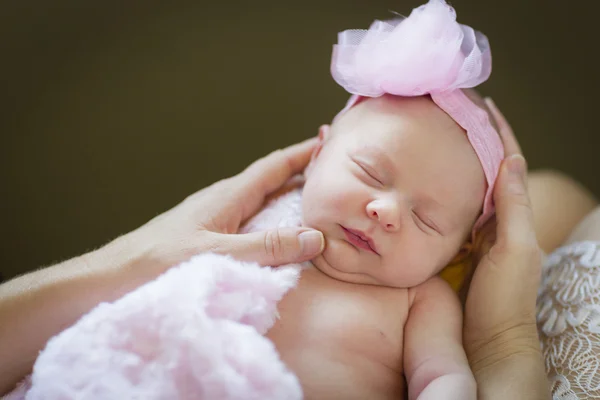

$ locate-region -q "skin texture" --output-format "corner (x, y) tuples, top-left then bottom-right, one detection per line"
(303, 95), (486, 288)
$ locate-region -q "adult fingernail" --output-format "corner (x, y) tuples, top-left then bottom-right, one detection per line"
(298, 230), (325, 257)
(507, 154), (526, 178)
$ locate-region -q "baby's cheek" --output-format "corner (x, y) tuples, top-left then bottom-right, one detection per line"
(328, 190), (352, 212)
(308, 172), (347, 206)
(302, 182), (331, 227)
(326, 177), (363, 211)
(403, 245), (445, 286)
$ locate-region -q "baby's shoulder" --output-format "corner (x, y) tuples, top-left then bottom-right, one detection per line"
(407, 275), (458, 310)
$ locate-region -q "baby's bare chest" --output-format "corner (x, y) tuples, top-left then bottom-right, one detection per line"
(266, 268), (410, 399)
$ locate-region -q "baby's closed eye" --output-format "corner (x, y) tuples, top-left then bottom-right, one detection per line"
(352, 159), (383, 186)
(411, 210), (440, 235)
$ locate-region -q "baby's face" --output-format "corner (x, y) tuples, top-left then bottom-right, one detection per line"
(302, 95), (486, 288)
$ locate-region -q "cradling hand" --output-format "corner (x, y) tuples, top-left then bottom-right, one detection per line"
(462, 99), (550, 399)
(124, 137), (325, 275)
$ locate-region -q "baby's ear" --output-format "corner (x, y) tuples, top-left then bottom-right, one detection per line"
(304, 125), (330, 178)
(318, 124), (331, 141)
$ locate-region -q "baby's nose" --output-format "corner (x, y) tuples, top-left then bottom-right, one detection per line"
(367, 200), (400, 232)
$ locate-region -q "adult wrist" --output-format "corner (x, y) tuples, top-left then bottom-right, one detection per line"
(467, 324), (550, 399)
(472, 353), (549, 400)
(88, 231), (164, 292)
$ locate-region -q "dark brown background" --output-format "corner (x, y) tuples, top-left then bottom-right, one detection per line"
(1, 0), (598, 280)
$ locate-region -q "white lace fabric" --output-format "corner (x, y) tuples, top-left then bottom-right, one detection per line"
(538, 241), (600, 399)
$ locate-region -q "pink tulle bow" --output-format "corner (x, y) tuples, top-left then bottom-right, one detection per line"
(331, 0), (492, 96)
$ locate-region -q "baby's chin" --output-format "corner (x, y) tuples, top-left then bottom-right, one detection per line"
(309, 248), (407, 288)
(309, 240), (444, 288)
(310, 253), (373, 284)
(311, 256), (386, 287)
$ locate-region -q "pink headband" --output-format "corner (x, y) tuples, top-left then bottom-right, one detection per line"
(330, 0), (504, 235)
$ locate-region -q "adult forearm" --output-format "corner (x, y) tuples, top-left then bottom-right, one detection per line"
(0, 234), (155, 395)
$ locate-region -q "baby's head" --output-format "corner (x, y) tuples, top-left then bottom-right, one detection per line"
(301, 0), (504, 288)
(302, 92), (496, 288)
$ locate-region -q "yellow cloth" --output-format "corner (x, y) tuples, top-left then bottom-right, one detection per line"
(439, 256), (471, 292)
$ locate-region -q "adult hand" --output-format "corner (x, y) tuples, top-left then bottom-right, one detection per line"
(0, 137), (324, 395)
(127, 137), (324, 273)
(462, 99), (550, 399)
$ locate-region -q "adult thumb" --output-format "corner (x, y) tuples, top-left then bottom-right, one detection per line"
(494, 154), (537, 250)
(216, 228), (325, 267)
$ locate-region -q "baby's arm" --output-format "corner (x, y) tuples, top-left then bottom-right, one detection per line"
(404, 276), (475, 400)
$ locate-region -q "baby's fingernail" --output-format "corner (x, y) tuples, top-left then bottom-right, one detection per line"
(507, 154), (526, 178)
(299, 230), (325, 257)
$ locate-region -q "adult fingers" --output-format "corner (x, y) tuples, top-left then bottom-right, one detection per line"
(485, 97), (522, 158)
(465, 155), (540, 352)
(493, 154), (538, 251)
(232, 137), (318, 222)
(465, 156), (543, 386)
(208, 227), (325, 267)
(466, 155), (540, 317)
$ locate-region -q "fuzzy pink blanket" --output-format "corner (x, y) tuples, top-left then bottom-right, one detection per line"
(5, 189), (305, 400)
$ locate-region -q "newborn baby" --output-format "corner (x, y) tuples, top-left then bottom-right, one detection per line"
(262, 1), (504, 398)
(265, 94), (494, 400)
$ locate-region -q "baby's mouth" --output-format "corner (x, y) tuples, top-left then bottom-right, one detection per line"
(341, 226), (378, 254)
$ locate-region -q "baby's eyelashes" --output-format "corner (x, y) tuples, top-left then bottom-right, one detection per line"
(411, 209), (440, 235)
(354, 160), (384, 186)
